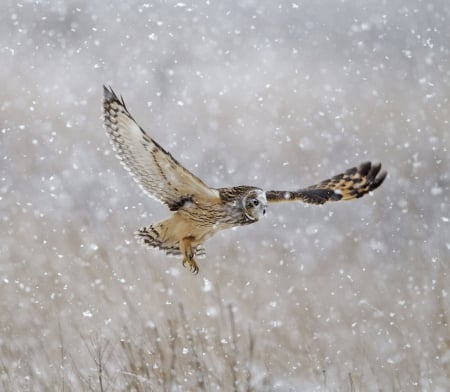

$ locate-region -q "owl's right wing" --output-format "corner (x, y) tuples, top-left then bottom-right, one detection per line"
(266, 162), (387, 205)
(103, 86), (220, 210)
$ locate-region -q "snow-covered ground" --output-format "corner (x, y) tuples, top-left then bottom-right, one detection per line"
(1, 1), (449, 390)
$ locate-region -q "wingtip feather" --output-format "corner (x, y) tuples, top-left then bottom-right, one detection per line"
(370, 168), (387, 190)
(103, 84), (115, 101)
(103, 85), (128, 111)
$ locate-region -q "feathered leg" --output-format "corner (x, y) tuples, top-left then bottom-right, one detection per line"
(180, 237), (199, 274)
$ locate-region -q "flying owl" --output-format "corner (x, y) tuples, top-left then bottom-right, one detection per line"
(102, 86), (386, 274)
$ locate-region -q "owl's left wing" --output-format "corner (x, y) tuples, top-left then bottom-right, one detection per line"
(103, 86), (220, 210)
(266, 161), (387, 205)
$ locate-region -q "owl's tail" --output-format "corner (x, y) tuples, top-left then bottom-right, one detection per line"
(135, 222), (206, 258)
(135, 222), (181, 257)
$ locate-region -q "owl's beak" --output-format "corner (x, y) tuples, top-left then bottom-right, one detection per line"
(263, 207), (267, 216)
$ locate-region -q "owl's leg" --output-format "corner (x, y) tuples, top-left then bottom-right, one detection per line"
(180, 237), (199, 275)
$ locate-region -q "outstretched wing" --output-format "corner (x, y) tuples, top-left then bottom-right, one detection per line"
(102, 86), (220, 210)
(266, 161), (387, 205)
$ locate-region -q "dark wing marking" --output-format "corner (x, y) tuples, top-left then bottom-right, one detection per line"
(266, 161), (387, 205)
(102, 86), (220, 210)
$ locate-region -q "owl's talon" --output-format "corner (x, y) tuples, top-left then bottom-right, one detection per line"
(182, 257), (199, 275)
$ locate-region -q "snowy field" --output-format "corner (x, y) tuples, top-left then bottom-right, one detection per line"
(1, 0), (449, 390)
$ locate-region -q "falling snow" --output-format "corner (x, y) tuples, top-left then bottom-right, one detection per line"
(1, 0), (449, 390)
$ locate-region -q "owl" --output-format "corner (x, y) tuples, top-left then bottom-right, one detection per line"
(103, 86), (386, 274)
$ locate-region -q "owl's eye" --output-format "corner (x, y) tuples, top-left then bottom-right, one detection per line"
(252, 199), (260, 207)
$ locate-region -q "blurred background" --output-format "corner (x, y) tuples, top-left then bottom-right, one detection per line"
(1, 0), (449, 390)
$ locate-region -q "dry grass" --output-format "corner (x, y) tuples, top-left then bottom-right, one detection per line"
(1, 222), (449, 391)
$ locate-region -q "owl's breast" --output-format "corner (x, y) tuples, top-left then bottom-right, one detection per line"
(178, 199), (251, 229)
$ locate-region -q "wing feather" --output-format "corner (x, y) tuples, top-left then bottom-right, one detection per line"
(102, 86), (220, 210)
(266, 161), (387, 205)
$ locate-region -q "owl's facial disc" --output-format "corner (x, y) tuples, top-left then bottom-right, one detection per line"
(243, 190), (267, 221)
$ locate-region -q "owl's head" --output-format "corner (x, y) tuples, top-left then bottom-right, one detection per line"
(242, 189), (267, 221)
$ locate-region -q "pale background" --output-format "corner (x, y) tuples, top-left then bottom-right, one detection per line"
(1, 0), (449, 390)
